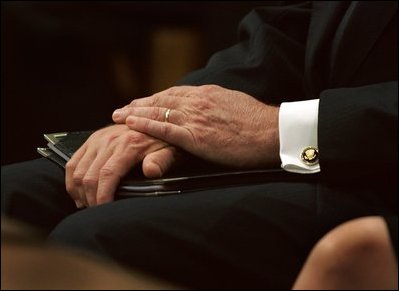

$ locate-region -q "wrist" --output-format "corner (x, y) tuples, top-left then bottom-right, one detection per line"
(258, 104), (281, 167)
(267, 105), (281, 166)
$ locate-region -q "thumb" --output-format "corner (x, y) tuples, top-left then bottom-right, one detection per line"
(142, 146), (178, 178)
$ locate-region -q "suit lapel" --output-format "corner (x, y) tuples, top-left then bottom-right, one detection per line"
(305, 1), (350, 98)
(329, 1), (397, 87)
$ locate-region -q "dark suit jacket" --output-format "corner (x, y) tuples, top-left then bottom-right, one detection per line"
(178, 1), (398, 209)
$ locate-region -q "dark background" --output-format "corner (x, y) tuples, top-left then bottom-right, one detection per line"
(1, 1), (269, 165)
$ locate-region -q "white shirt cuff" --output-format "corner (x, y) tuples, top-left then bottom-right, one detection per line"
(279, 99), (320, 174)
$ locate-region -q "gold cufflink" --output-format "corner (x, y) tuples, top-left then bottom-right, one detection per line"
(300, 146), (319, 165)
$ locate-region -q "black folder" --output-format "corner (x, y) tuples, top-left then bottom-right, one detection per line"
(37, 130), (315, 197)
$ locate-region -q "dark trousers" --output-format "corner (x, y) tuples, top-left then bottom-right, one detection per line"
(1, 158), (392, 289)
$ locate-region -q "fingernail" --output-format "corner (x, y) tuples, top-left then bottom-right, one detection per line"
(112, 109), (121, 118)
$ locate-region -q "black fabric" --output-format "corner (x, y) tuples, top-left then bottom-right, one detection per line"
(1, 158), (394, 289)
(318, 82), (398, 182)
(1, 158), (76, 231)
(1, 1), (398, 289)
(176, 2), (313, 103)
(177, 0), (398, 210)
(384, 215), (398, 260)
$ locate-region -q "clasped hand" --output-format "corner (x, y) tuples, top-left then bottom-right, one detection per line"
(113, 85), (280, 167)
(65, 125), (178, 208)
(66, 85), (280, 208)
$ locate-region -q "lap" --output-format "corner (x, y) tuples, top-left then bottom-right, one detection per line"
(2, 158), (394, 289)
(1, 158), (76, 231)
(49, 181), (319, 289)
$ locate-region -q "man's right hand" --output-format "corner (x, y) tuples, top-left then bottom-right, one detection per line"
(65, 124), (178, 208)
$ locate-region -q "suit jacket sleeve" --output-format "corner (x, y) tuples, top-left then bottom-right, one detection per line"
(318, 81), (398, 181)
(176, 2), (398, 184)
(316, 3), (398, 182)
(176, 2), (312, 104)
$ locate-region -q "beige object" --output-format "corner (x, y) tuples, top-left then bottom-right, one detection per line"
(1, 218), (182, 290)
(149, 27), (203, 92)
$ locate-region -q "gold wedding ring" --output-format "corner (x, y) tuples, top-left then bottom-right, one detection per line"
(164, 108), (171, 123)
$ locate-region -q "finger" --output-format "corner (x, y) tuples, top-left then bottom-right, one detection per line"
(112, 105), (129, 123)
(116, 106), (184, 125)
(114, 106), (163, 124)
(112, 99), (165, 123)
(126, 116), (193, 151)
(96, 151), (138, 205)
(142, 146), (177, 178)
(112, 95), (166, 123)
(65, 144), (88, 208)
(70, 148), (98, 207)
(130, 92), (181, 108)
(82, 147), (113, 207)
(112, 87), (190, 122)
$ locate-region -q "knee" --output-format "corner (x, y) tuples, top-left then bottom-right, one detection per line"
(1, 164), (20, 213)
(48, 210), (107, 254)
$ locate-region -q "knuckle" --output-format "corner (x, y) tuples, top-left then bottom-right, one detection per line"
(193, 98), (212, 111)
(65, 160), (76, 172)
(142, 118), (152, 132)
(88, 130), (101, 140)
(122, 131), (146, 145)
(149, 108), (163, 121)
(103, 132), (119, 145)
(200, 84), (219, 93)
(99, 166), (115, 179)
(72, 172), (84, 185)
(82, 175), (98, 188)
(151, 94), (161, 105)
(167, 86), (187, 97)
(162, 123), (172, 138)
(166, 86), (179, 95)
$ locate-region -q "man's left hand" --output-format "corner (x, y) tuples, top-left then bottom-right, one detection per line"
(112, 85), (280, 168)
